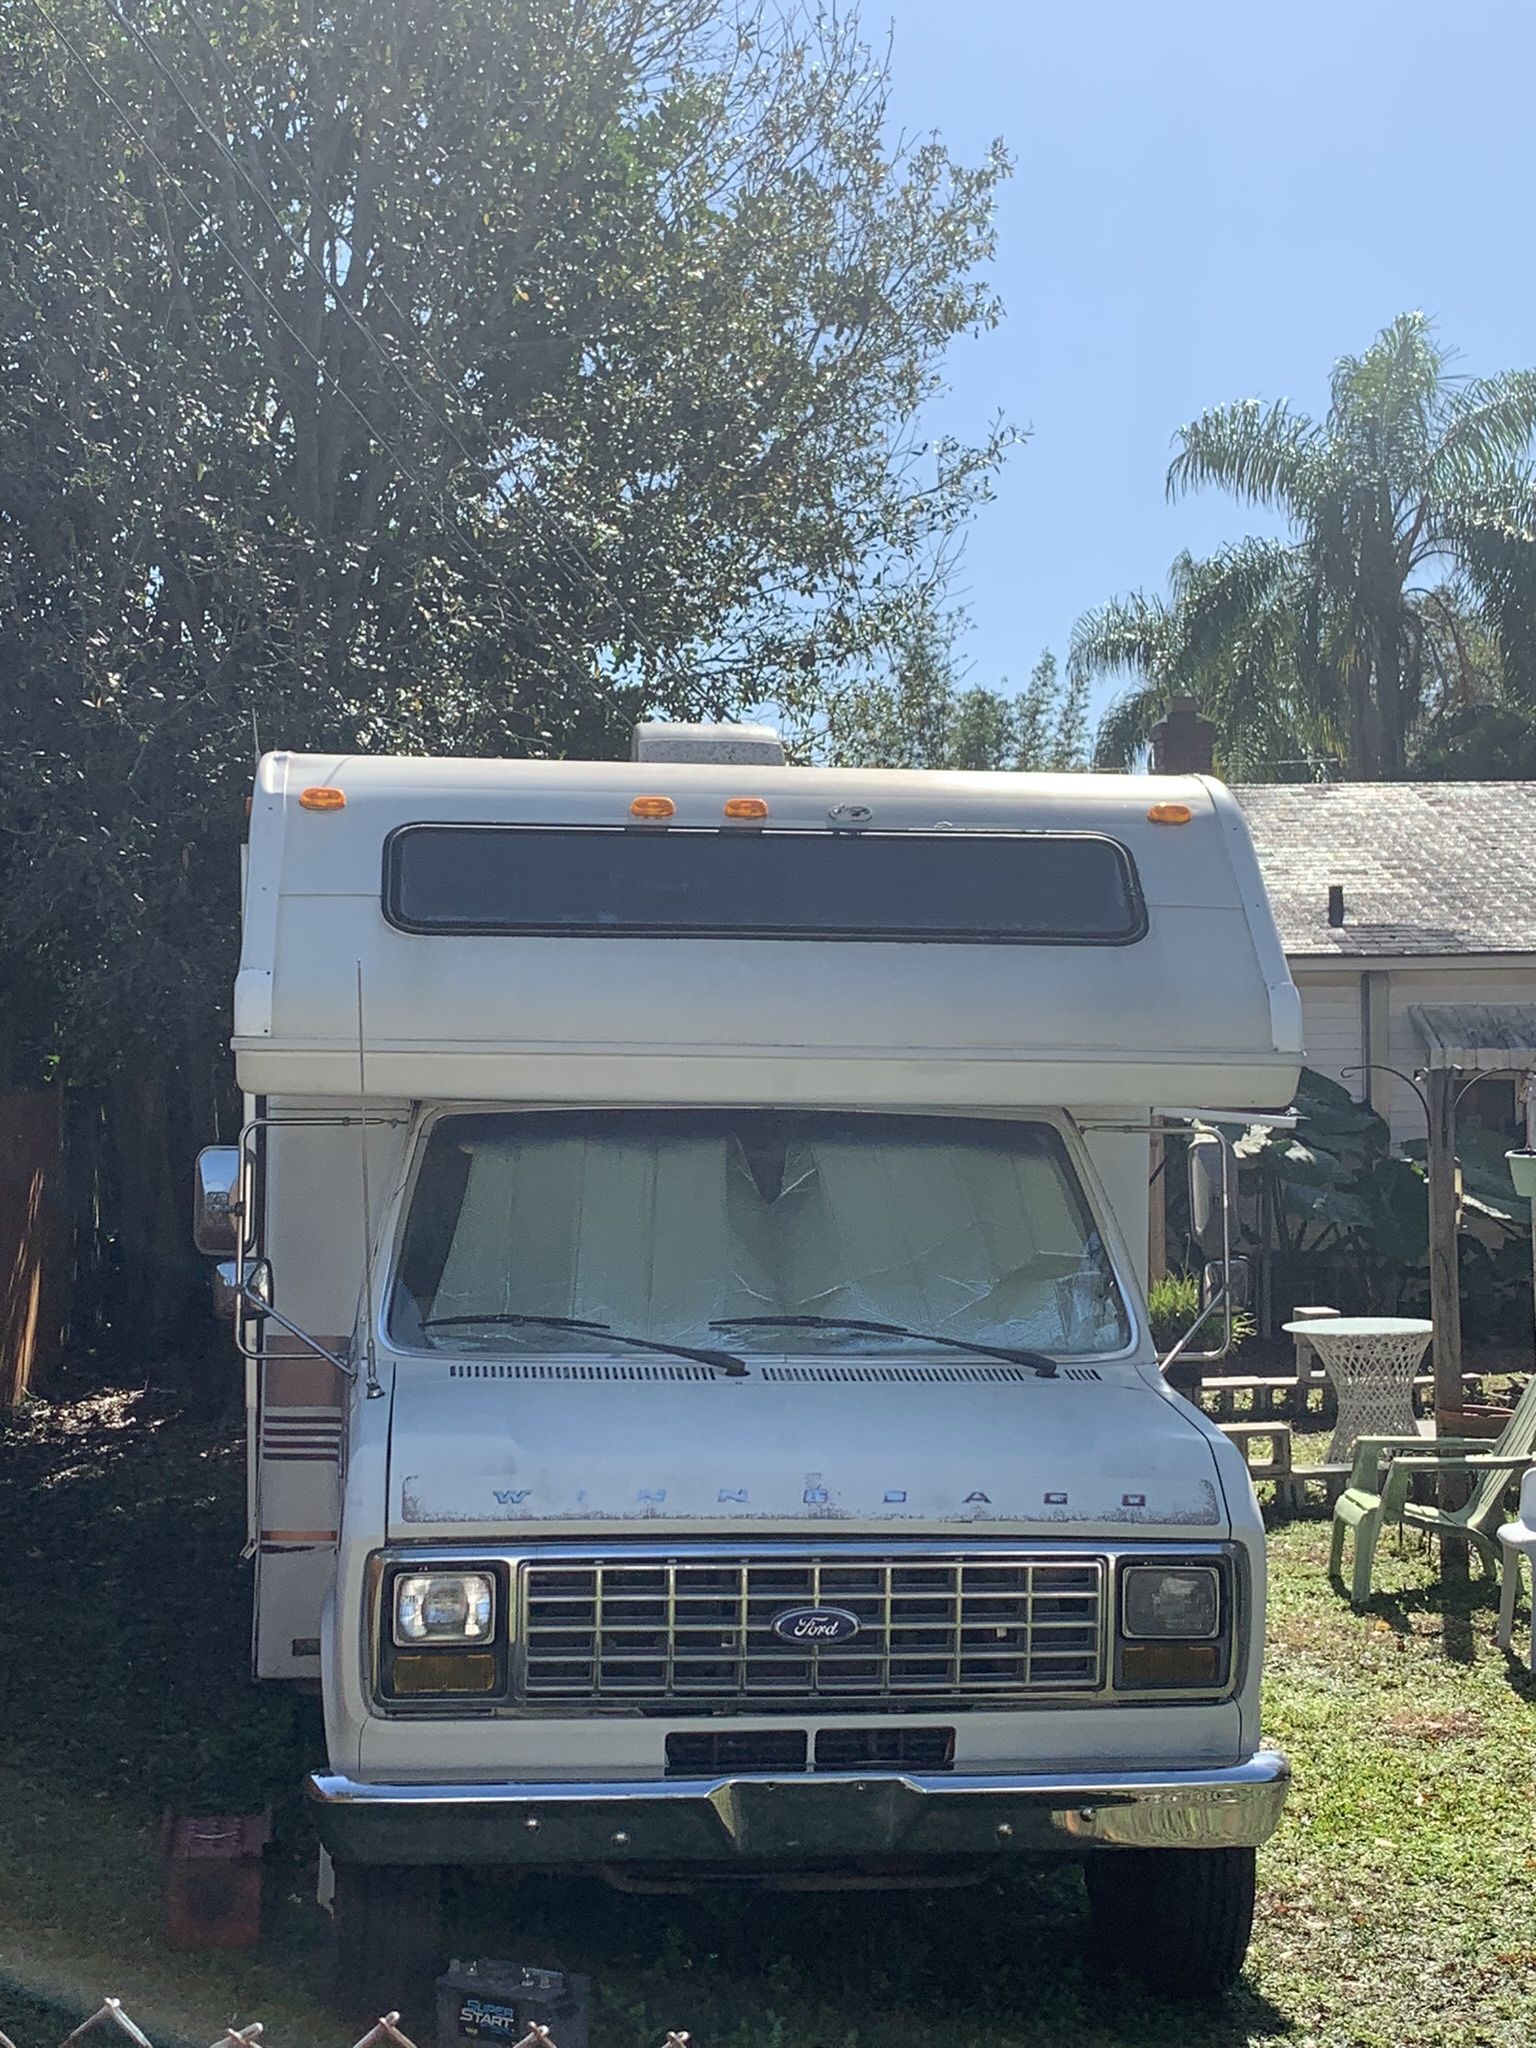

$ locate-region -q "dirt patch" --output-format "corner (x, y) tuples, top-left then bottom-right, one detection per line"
(1381, 1705), (1488, 1744)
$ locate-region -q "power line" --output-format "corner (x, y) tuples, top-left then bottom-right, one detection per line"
(23, 0), (638, 735)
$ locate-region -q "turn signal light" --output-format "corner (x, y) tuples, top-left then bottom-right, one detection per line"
(629, 795), (676, 820)
(299, 786), (347, 812)
(723, 797), (769, 820)
(1119, 1641), (1223, 1688)
(390, 1651), (499, 1696)
(1147, 802), (1192, 825)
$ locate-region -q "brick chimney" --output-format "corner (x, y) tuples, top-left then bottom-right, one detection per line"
(1150, 696), (1216, 775)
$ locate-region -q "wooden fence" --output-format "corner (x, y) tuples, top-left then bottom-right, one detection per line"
(0, 1999), (690, 2048)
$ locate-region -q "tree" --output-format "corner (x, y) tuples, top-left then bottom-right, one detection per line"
(1077, 543), (1323, 778)
(1081, 315), (1536, 778)
(811, 631), (1088, 771)
(1023, 650), (1090, 771)
(0, 0), (1012, 1364)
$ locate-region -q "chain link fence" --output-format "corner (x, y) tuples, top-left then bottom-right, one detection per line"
(0, 1997), (693, 2048)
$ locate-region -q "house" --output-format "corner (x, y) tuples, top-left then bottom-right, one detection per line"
(1145, 697), (1536, 1148)
(1232, 780), (1536, 1149)
(1144, 702), (1536, 1397)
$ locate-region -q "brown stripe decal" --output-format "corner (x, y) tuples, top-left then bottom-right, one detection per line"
(260, 1528), (339, 1545)
(263, 1349), (348, 1406)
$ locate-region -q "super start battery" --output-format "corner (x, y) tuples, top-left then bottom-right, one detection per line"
(435, 1959), (592, 2048)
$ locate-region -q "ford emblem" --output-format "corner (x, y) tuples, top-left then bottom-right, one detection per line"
(770, 1605), (861, 1644)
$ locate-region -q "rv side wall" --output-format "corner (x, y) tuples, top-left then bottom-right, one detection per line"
(250, 1099), (406, 1679)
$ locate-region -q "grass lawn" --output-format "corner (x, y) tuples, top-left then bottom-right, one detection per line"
(2, 1387), (1535, 2048)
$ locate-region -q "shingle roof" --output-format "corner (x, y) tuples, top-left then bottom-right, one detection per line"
(1230, 781), (1536, 958)
(1411, 1003), (1536, 1067)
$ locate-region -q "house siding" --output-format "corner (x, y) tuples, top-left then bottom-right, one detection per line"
(1386, 964), (1536, 1144)
(1293, 970), (1363, 1098)
(1293, 961), (1536, 1148)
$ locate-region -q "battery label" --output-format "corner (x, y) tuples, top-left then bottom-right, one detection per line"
(457, 1997), (524, 2039)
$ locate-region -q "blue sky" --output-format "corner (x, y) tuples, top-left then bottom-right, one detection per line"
(883, 0), (1536, 723)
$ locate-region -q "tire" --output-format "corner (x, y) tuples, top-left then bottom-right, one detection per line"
(1083, 1845), (1256, 1998)
(332, 1861), (443, 2034)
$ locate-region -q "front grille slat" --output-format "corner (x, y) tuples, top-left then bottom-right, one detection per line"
(520, 1553), (1105, 1707)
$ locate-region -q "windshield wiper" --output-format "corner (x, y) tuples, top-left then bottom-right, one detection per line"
(418, 1312), (748, 1378)
(709, 1315), (1058, 1379)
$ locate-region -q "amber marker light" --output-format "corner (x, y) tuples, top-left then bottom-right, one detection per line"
(629, 795), (676, 820)
(1147, 802), (1192, 825)
(299, 786), (346, 812)
(1119, 1641), (1223, 1688)
(390, 1651), (499, 1696)
(722, 796), (769, 820)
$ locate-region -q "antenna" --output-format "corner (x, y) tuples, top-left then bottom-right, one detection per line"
(250, 708), (261, 764)
(355, 962), (384, 1400)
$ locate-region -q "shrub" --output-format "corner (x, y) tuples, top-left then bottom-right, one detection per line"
(1147, 1271), (1255, 1354)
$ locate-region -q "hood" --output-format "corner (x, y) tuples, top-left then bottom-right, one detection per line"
(384, 1357), (1231, 1541)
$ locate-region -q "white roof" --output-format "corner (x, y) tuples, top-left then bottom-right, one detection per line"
(232, 751), (1301, 1112)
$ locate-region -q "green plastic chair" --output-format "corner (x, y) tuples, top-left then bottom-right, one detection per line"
(1329, 1380), (1536, 1607)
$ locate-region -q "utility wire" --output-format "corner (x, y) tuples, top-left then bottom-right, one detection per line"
(24, 0), (637, 734)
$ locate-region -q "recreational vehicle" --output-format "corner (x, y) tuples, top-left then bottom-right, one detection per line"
(193, 726), (1302, 2015)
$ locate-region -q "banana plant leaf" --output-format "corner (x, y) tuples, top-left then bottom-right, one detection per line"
(1240, 1069), (1428, 1266)
(1401, 1122), (1529, 1224)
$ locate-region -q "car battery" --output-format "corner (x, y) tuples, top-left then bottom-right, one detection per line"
(436, 1959), (592, 2048)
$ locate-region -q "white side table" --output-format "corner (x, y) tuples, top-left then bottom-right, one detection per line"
(1281, 1317), (1434, 1463)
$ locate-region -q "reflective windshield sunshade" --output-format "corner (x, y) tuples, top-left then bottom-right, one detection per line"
(389, 1110), (1131, 1360)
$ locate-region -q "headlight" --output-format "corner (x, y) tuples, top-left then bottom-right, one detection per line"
(393, 1571), (495, 1645)
(1121, 1563), (1221, 1640)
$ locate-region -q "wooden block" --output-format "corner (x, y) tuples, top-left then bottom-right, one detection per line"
(161, 1812), (269, 1951)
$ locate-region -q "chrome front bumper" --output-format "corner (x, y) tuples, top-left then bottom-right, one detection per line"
(308, 1749), (1288, 1867)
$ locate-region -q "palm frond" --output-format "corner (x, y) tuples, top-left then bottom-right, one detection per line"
(1443, 477), (1536, 706)
(1067, 592), (1170, 687)
(1328, 312), (1446, 446)
(1167, 398), (1321, 513)
(1092, 684), (1165, 770)
(1175, 537), (1303, 665)
(1428, 371), (1536, 494)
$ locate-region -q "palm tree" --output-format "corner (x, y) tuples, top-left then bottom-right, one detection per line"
(1076, 540), (1322, 778)
(1083, 314), (1536, 778)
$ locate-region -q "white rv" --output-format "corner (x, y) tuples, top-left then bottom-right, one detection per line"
(194, 727), (1302, 2017)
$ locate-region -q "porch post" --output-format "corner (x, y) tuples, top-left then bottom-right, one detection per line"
(1425, 1064), (1463, 1433)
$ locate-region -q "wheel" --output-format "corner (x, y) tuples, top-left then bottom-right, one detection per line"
(332, 1861), (443, 2033)
(1083, 1845), (1256, 1997)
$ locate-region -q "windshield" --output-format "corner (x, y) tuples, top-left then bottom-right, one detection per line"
(388, 1111), (1130, 1359)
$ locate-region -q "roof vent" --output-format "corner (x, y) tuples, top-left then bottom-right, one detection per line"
(631, 722), (785, 766)
(1328, 884), (1346, 928)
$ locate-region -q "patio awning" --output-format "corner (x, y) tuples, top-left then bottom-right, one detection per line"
(1409, 1003), (1536, 1072)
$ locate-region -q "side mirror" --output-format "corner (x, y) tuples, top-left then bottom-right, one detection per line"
(211, 1261), (240, 1322)
(243, 1257), (274, 1314)
(194, 1147), (243, 1257)
(1186, 1132), (1229, 1254)
(1204, 1254), (1252, 1311)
